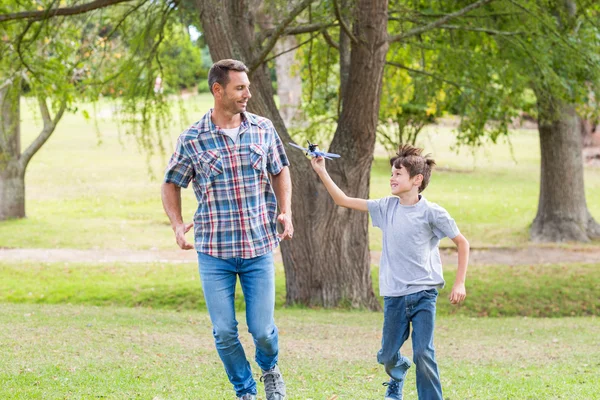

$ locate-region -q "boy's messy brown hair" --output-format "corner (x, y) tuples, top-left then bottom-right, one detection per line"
(390, 144), (436, 193)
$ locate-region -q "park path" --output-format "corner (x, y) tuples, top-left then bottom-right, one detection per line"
(0, 246), (599, 265)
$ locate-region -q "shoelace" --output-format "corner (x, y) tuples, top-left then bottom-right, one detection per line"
(383, 379), (400, 392)
(260, 370), (283, 394)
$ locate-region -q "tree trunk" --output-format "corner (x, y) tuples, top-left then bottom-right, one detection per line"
(580, 117), (599, 148)
(273, 36), (303, 127)
(196, 0), (386, 309)
(0, 80), (25, 220)
(254, 3), (303, 127)
(530, 96), (600, 241)
(338, 0), (351, 111)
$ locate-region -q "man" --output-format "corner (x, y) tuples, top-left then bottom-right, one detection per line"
(161, 59), (292, 400)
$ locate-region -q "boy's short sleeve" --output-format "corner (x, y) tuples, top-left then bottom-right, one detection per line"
(368, 197), (391, 228)
(164, 136), (195, 188)
(430, 205), (460, 240)
(266, 129), (290, 175)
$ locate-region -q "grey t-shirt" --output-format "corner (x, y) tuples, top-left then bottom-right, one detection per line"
(368, 195), (460, 297)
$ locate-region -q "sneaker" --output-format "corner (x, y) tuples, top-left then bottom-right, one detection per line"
(383, 379), (402, 400)
(260, 364), (286, 400)
(237, 394), (256, 400)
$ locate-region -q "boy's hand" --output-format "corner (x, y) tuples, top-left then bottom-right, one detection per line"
(449, 282), (466, 304)
(311, 156), (326, 174)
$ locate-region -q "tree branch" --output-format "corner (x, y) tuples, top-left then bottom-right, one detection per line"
(259, 22), (336, 42)
(410, 11), (522, 19)
(388, 0), (497, 43)
(386, 61), (464, 90)
(249, 0), (314, 73)
(0, 0), (137, 23)
(440, 24), (523, 35)
(20, 97), (67, 169)
(322, 29), (339, 49)
(263, 30), (322, 65)
(333, 0), (358, 44)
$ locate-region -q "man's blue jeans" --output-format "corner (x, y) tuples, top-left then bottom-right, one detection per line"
(197, 251), (278, 397)
(377, 289), (443, 400)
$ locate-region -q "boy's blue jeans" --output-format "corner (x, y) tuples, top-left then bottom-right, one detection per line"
(197, 251), (278, 397)
(378, 289), (443, 400)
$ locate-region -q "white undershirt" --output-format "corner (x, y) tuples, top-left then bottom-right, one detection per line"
(221, 126), (241, 144)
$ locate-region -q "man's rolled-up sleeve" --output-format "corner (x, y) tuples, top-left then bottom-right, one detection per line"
(164, 136), (194, 188)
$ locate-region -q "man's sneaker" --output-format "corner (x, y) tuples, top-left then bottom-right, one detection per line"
(237, 394), (256, 400)
(383, 379), (402, 400)
(260, 364), (286, 400)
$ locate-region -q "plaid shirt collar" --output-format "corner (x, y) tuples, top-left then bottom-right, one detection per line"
(193, 109), (258, 137)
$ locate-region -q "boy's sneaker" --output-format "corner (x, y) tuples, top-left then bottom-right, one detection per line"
(383, 379), (402, 400)
(237, 394), (256, 400)
(260, 364), (286, 400)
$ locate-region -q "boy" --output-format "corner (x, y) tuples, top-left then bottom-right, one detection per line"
(311, 144), (469, 400)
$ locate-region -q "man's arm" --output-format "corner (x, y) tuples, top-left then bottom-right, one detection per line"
(449, 233), (469, 304)
(161, 182), (194, 250)
(270, 166), (294, 240)
(311, 157), (368, 212)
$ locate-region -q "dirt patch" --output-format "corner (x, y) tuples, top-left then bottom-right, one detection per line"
(0, 246), (599, 266)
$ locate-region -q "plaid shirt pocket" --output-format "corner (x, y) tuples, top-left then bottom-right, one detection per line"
(197, 150), (223, 178)
(249, 144), (266, 171)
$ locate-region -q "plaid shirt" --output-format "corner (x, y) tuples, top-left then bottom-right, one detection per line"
(164, 110), (290, 259)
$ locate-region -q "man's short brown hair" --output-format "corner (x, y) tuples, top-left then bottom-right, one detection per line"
(390, 144), (436, 193)
(208, 59), (249, 94)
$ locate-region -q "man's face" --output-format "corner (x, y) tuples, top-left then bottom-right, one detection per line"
(390, 165), (420, 196)
(218, 71), (251, 114)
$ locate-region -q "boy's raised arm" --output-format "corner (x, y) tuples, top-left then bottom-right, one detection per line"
(311, 157), (368, 212)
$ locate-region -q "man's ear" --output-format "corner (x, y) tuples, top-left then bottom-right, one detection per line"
(212, 82), (222, 98)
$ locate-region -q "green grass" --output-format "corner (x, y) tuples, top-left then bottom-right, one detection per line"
(2, 260), (598, 317)
(1, 303), (598, 399)
(1, 94), (599, 249)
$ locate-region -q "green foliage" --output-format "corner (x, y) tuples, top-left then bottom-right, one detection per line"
(158, 27), (207, 92)
(291, 28), (340, 148)
(0, 0), (211, 163)
(380, 1), (600, 149)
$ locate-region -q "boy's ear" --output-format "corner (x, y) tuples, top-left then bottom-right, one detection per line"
(413, 174), (424, 187)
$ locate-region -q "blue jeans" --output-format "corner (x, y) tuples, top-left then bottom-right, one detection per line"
(377, 289), (443, 400)
(197, 251), (278, 397)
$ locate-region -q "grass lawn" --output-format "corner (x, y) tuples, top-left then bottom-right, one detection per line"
(2, 94), (599, 250)
(1, 303), (598, 399)
(1, 260), (599, 318)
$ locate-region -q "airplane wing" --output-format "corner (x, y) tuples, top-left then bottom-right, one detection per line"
(318, 151), (341, 159)
(288, 143), (309, 152)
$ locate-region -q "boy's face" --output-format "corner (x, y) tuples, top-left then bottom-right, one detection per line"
(390, 165), (420, 196)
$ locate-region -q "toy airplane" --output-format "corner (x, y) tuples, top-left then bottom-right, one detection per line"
(288, 140), (341, 160)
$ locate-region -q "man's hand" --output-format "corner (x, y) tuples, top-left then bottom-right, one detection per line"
(277, 213), (294, 240)
(449, 282), (466, 304)
(174, 222), (194, 250)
